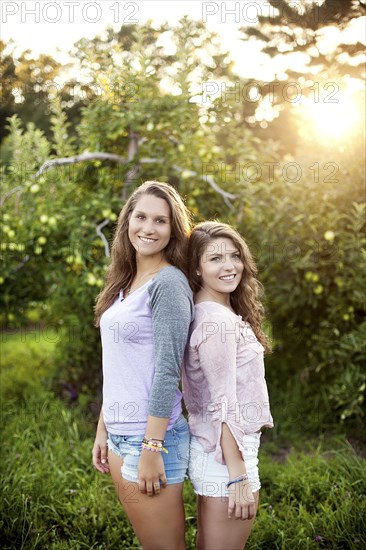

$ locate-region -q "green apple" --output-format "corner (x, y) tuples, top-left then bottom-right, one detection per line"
(87, 273), (97, 286)
(30, 184), (40, 193)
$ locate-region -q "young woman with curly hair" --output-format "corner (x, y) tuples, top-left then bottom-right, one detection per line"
(183, 221), (273, 550)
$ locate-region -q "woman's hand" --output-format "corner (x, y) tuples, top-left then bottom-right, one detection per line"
(228, 480), (256, 520)
(92, 425), (110, 474)
(137, 450), (168, 496)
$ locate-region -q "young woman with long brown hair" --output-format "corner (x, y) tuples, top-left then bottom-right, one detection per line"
(183, 221), (273, 550)
(92, 181), (194, 549)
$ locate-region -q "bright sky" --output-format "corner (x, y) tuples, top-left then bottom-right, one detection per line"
(1, 1), (364, 143)
(0, 1), (257, 75)
(1, 0), (365, 84)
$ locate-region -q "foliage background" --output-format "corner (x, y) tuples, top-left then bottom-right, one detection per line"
(1, 1), (365, 547)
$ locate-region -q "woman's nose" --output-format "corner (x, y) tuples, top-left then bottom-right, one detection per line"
(223, 258), (235, 270)
(142, 221), (154, 234)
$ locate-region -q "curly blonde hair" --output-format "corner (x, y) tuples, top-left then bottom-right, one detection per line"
(187, 221), (271, 353)
(94, 181), (191, 326)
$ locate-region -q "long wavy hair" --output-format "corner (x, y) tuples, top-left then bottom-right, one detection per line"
(94, 181), (191, 326)
(187, 221), (271, 353)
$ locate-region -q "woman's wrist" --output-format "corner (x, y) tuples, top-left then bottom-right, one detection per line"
(142, 437), (168, 454)
(227, 474), (249, 488)
(140, 448), (162, 459)
(144, 415), (169, 442)
(227, 461), (247, 480)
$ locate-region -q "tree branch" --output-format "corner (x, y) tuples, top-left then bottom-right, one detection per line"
(172, 165), (237, 208)
(12, 255), (30, 273)
(0, 186), (23, 207)
(34, 152), (127, 177)
(96, 219), (110, 258)
(33, 152), (236, 207)
(2, 152), (237, 254)
(122, 130), (140, 201)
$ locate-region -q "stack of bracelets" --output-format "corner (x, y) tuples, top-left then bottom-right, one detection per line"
(142, 437), (168, 454)
(226, 474), (249, 488)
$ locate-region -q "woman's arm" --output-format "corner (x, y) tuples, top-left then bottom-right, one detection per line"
(195, 310), (243, 464)
(92, 408), (110, 474)
(138, 270), (193, 496)
(147, 270), (194, 417)
(221, 423), (247, 479)
(194, 308), (255, 517)
(221, 423), (255, 520)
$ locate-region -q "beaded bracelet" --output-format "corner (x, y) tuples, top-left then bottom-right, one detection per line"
(226, 474), (249, 488)
(142, 436), (165, 447)
(142, 437), (168, 454)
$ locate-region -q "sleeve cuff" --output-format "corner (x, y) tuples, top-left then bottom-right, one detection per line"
(213, 416), (246, 466)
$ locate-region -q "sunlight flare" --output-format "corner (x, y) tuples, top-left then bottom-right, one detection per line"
(301, 89), (361, 140)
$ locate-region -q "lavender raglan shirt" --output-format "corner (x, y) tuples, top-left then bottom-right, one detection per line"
(100, 266), (194, 435)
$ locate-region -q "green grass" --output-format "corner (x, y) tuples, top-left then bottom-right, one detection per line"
(1, 327), (59, 401)
(1, 332), (365, 549)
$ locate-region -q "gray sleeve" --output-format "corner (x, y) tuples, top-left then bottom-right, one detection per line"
(148, 268), (194, 418)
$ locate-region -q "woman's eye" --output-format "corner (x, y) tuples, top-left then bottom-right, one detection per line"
(156, 219), (166, 224)
(136, 215), (145, 220)
(210, 256), (220, 261)
(233, 254), (241, 260)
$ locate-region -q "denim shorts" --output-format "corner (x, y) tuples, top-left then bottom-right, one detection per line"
(107, 414), (189, 484)
(188, 432), (261, 497)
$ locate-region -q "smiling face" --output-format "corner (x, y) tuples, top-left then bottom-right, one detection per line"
(198, 237), (244, 301)
(128, 194), (172, 259)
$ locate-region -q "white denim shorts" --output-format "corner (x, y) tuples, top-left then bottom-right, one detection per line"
(188, 432), (261, 498)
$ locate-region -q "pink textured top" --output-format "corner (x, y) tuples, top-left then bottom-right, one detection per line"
(182, 301), (274, 465)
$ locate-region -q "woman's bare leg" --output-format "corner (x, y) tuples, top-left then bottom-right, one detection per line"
(108, 450), (186, 550)
(196, 491), (259, 550)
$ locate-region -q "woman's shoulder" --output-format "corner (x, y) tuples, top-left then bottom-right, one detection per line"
(148, 265), (193, 305)
(155, 265), (189, 284)
(189, 302), (238, 346)
(150, 265), (191, 291)
(195, 301), (239, 322)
